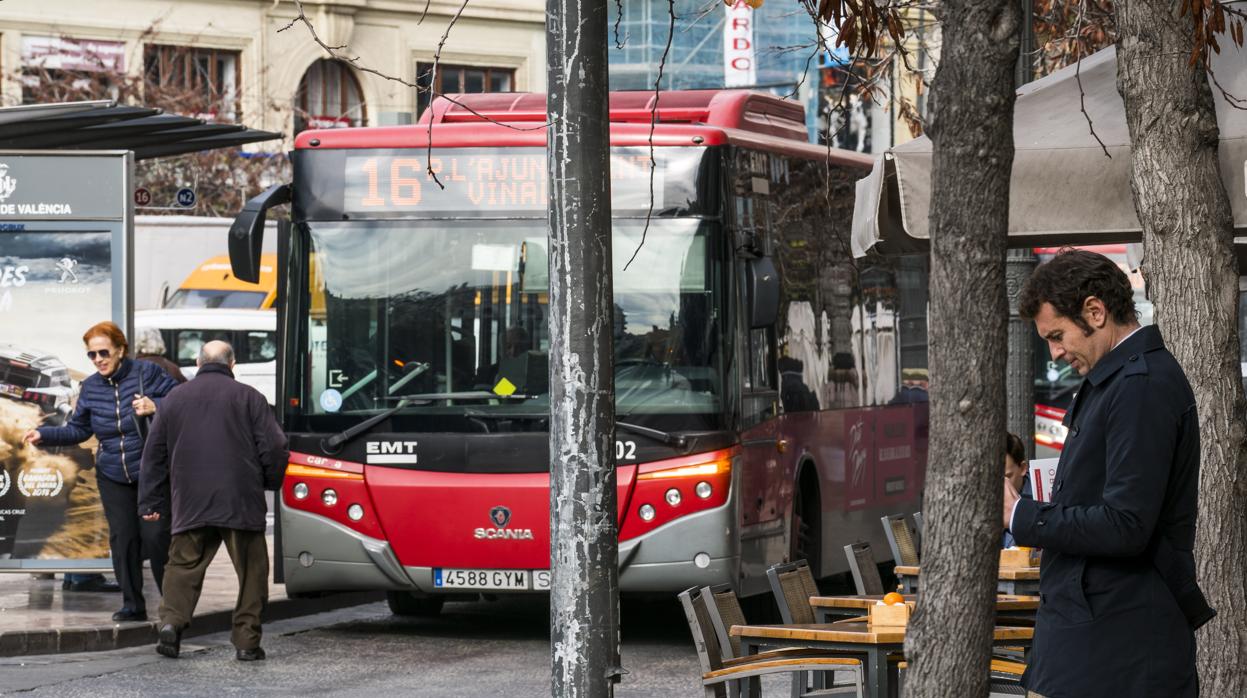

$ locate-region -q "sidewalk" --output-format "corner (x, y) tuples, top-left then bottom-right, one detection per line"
(0, 534), (381, 657)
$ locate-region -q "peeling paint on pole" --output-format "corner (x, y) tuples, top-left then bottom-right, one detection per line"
(546, 0), (618, 695)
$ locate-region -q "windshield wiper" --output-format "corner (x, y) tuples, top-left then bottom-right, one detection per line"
(615, 419), (687, 449)
(322, 398), (414, 452)
(323, 391), (538, 452)
(383, 391), (539, 402)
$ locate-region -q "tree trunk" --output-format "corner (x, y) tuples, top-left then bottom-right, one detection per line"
(1114, 3), (1247, 695)
(902, 0), (1020, 695)
(546, 0), (619, 696)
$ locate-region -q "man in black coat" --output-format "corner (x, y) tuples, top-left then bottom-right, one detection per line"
(138, 340), (288, 662)
(1007, 250), (1203, 698)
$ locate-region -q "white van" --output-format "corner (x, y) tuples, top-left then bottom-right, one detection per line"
(134, 309), (277, 405)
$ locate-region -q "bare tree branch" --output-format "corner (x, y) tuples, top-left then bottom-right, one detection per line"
(1068, 0), (1112, 157)
(615, 0), (627, 48)
(423, 0), (475, 188)
(623, 0), (676, 272)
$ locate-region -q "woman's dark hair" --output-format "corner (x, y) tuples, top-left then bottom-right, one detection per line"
(1005, 432), (1027, 465)
(1018, 249), (1137, 334)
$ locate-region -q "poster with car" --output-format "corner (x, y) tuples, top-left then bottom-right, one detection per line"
(0, 151), (130, 568)
(0, 232), (113, 562)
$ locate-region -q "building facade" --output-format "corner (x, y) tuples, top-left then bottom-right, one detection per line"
(0, 0), (547, 141)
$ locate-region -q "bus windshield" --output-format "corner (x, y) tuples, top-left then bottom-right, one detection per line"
(302, 218), (723, 428)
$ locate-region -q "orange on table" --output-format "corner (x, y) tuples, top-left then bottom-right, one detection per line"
(882, 592), (904, 606)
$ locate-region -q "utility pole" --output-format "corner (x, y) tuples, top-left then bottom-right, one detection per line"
(546, 0), (619, 695)
(1007, 0), (1037, 457)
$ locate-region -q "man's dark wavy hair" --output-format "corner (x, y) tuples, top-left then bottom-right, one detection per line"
(1005, 432), (1027, 465)
(1018, 248), (1137, 335)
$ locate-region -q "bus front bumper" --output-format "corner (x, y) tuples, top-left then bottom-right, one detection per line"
(281, 499), (739, 595)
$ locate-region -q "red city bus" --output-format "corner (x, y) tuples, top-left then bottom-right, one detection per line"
(229, 90), (930, 615)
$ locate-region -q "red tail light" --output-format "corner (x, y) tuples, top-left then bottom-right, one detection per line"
(283, 455), (386, 540)
(619, 447), (736, 541)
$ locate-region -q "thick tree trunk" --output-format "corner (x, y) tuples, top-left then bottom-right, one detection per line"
(1114, 2), (1247, 695)
(902, 0), (1019, 695)
(546, 0), (619, 695)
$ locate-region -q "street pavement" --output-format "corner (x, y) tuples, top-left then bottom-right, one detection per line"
(0, 595), (821, 697)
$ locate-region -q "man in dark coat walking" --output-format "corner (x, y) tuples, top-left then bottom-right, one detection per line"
(1007, 250), (1203, 698)
(138, 340), (287, 661)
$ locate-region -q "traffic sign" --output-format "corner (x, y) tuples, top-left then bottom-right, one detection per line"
(175, 188), (196, 207)
(134, 187), (151, 206)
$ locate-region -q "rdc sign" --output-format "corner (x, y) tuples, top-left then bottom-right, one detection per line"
(723, 0), (758, 88)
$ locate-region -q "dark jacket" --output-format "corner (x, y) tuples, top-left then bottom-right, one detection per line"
(138, 363), (288, 535)
(137, 352), (187, 384)
(1011, 326), (1199, 697)
(37, 358), (178, 484)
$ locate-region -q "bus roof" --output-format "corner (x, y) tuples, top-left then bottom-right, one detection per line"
(293, 90), (874, 168)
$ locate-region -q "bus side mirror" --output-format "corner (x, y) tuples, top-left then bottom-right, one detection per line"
(747, 256), (780, 329)
(229, 184), (291, 283)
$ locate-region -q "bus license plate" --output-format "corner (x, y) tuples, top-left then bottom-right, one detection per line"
(434, 568), (529, 591)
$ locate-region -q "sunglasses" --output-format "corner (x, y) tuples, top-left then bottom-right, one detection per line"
(87, 349), (113, 360)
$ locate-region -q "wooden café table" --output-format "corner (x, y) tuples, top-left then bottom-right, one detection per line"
(894, 565), (1041, 595)
(809, 594), (1039, 624)
(731, 620), (1033, 698)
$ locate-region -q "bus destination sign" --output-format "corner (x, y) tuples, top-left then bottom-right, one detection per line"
(341, 148), (706, 216)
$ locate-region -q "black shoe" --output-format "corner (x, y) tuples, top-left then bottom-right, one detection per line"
(69, 579), (122, 593)
(111, 608), (148, 622)
(235, 647), (266, 662)
(156, 624), (181, 658)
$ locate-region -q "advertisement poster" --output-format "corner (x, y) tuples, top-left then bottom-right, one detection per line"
(1, 231), (113, 562)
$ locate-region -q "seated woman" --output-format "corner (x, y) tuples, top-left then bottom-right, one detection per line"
(1002, 432), (1032, 548)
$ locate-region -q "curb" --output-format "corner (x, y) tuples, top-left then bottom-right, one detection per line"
(0, 591), (385, 658)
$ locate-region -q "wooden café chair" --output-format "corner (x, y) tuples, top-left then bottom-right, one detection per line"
(880, 513), (921, 567)
(678, 586), (862, 698)
(843, 543), (886, 596)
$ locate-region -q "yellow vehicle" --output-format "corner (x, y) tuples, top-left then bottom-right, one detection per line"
(164, 254), (277, 310)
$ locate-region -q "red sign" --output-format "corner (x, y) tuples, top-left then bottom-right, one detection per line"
(133, 188), (151, 207)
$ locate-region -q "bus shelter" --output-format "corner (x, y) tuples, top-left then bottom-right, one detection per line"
(0, 100), (278, 573)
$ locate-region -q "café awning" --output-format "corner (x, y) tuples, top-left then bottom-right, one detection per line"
(0, 100), (281, 159)
(851, 45), (1247, 257)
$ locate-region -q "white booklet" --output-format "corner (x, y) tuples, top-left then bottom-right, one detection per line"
(1030, 457), (1059, 503)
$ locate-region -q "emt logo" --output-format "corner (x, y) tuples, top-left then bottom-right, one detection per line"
(364, 440), (418, 465)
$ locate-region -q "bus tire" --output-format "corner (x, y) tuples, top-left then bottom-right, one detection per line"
(790, 465), (822, 576)
(386, 591), (445, 617)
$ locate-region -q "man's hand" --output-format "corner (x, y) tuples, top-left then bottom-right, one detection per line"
(142, 512), (161, 522)
(1003, 477), (1021, 530)
(22, 430), (42, 446)
(132, 395), (156, 417)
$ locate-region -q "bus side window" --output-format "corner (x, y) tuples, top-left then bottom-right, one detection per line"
(742, 326), (777, 426)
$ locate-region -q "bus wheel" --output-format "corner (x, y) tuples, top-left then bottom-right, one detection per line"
(790, 469), (821, 574)
(386, 591), (445, 617)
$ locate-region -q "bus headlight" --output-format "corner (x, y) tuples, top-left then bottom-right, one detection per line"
(322, 489), (338, 507)
(293, 483), (309, 500)
(638, 504), (656, 522)
(695, 481), (712, 499)
(665, 488), (681, 506)
(347, 504), (364, 521)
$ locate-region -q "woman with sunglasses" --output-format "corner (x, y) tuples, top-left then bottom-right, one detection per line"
(23, 321), (179, 622)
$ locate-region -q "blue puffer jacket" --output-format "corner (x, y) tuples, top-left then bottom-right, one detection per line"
(38, 358), (179, 485)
